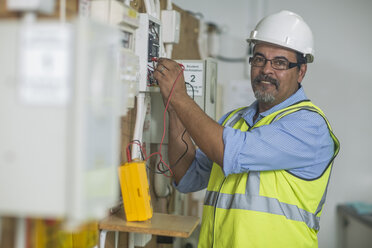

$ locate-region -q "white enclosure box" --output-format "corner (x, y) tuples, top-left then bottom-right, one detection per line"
(161, 10), (180, 44)
(150, 58), (217, 143)
(0, 18), (122, 223)
(135, 13), (162, 92)
(181, 58), (218, 120)
(7, 0), (55, 14)
(90, 0), (139, 29)
(90, 0), (140, 111)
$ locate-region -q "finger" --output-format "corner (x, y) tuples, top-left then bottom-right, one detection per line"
(153, 67), (167, 80)
(155, 64), (169, 75)
(158, 58), (181, 71)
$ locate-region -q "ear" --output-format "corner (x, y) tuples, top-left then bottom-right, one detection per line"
(297, 64), (307, 83)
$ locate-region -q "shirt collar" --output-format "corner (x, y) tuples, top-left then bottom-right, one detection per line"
(243, 86), (308, 126)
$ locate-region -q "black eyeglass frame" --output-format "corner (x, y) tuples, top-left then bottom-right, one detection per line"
(249, 55), (303, 70)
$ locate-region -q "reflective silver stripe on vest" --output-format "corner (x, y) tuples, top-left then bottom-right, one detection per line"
(207, 104), (330, 230)
(224, 107), (248, 127)
(204, 172), (320, 230)
(271, 104), (336, 217)
(315, 177), (330, 216)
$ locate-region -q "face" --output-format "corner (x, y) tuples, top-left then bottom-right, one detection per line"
(250, 43), (307, 112)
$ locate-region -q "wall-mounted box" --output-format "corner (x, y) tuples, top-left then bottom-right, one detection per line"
(150, 58), (217, 144)
(135, 13), (162, 92)
(161, 10), (180, 44)
(0, 18), (122, 223)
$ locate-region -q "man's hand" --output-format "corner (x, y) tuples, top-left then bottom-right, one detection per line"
(152, 58), (196, 183)
(153, 58), (187, 111)
(153, 58), (225, 171)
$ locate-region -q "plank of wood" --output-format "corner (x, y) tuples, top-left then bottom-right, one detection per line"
(0, 217), (16, 248)
(171, 4), (201, 60)
(0, 0), (79, 20)
(99, 210), (200, 238)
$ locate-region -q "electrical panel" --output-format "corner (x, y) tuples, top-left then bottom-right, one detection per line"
(0, 18), (123, 223)
(150, 58), (217, 143)
(135, 13), (162, 92)
(90, 0), (139, 42)
(90, 0), (140, 111)
(119, 50), (140, 110)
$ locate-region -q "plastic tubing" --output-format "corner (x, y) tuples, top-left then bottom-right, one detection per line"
(131, 93), (146, 160)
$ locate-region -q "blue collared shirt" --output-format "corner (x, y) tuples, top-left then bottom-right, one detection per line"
(175, 86), (335, 193)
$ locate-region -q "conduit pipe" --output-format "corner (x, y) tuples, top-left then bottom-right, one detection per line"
(131, 93), (146, 160)
(124, 0), (130, 6)
(154, 144), (171, 197)
(60, 0), (66, 22)
(154, 0), (160, 18)
(144, 0), (156, 17)
(163, 0), (174, 58)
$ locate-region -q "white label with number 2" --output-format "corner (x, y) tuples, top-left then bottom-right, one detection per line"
(182, 62), (203, 97)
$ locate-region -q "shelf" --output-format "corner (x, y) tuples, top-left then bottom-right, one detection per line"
(337, 204), (372, 229)
(99, 209), (200, 238)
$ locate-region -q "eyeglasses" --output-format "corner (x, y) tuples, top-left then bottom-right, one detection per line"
(249, 55), (301, 70)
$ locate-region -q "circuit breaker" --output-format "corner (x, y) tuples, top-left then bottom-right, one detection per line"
(135, 13), (162, 92)
(150, 58), (217, 143)
(0, 18), (122, 222)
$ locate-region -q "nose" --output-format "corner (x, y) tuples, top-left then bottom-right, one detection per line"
(262, 59), (274, 75)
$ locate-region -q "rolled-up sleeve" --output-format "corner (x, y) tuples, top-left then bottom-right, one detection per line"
(222, 110), (334, 179)
(174, 149), (213, 193)
(174, 113), (231, 193)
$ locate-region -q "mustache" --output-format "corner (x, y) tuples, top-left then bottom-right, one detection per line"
(253, 74), (279, 89)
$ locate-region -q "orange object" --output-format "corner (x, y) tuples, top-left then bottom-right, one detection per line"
(118, 161), (153, 221)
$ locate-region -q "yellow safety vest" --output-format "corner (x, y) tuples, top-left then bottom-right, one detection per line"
(198, 100), (340, 248)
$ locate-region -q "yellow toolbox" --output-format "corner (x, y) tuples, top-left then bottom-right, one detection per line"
(118, 161), (153, 221)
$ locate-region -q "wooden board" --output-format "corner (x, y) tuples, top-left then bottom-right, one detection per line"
(0, 217), (16, 248)
(130, 0), (201, 59)
(0, 0), (79, 20)
(99, 210), (200, 238)
(171, 4), (201, 60)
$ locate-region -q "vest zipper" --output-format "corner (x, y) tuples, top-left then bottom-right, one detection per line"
(211, 176), (226, 248)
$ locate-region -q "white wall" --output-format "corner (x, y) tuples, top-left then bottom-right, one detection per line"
(264, 2), (372, 247)
(173, 0), (265, 118)
(173, 0), (372, 247)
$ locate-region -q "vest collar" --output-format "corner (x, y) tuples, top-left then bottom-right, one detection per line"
(243, 85), (308, 126)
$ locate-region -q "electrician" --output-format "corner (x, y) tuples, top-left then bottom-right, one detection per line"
(154, 10), (339, 248)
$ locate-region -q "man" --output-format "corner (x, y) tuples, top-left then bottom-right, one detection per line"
(154, 10), (339, 248)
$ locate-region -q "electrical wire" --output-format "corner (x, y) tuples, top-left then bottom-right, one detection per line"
(134, 73), (195, 176)
(157, 82), (195, 174)
(126, 140), (145, 162)
(126, 140), (163, 174)
(126, 63), (185, 177)
(151, 25), (159, 41)
(147, 63), (158, 86)
(185, 82), (195, 99)
(126, 140), (145, 161)
(153, 64), (185, 177)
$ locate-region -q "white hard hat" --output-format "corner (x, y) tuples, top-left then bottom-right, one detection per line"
(247, 10), (314, 63)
